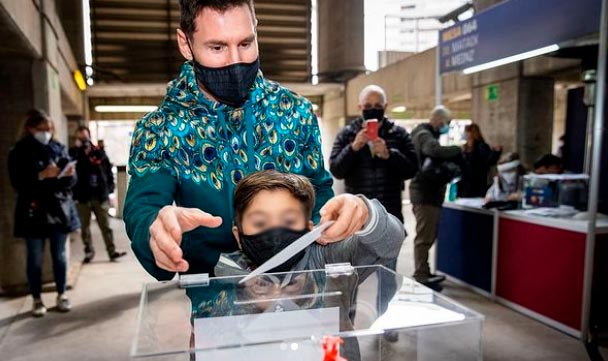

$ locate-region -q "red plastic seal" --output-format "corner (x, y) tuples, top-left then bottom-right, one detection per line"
(322, 335), (347, 361)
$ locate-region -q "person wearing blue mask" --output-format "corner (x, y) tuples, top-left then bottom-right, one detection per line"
(409, 105), (462, 291)
(124, 0), (370, 281)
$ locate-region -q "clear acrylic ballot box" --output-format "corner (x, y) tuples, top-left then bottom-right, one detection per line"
(131, 264), (483, 361)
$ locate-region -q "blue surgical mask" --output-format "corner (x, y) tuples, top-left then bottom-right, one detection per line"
(439, 124), (450, 135)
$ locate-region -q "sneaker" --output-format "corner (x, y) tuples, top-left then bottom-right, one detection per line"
(56, 294), (72, 313)
(109, 251), (127, 261)
(83, 250), (95, 263)
(421, 280), (443, 292)
(414, 274), (446, 284)
(32, 299), (47, 317)
(427, 274), (446, 283)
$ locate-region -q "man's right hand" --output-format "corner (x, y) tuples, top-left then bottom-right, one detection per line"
(351, 128), (370, 152)
(149, 206), (222, 272)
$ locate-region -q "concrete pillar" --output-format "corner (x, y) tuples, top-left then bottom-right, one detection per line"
(0, 59), (65, 295)
(116, 166), (128, 219)
(471, 64), (554, 167)
(0, 0), (72, 295)
(33, 59), (65, 141)
(317, 0), (366, 82)
(0, 59), (35, 294)
(517, 77), (555, 166)
(319, 87), (347, 195)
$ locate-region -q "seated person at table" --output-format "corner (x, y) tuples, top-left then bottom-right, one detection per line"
(214, 170), (405, 276)
(485, 152), (526, 203)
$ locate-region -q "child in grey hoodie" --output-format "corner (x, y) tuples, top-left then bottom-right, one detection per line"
(214, 170), (405, 277)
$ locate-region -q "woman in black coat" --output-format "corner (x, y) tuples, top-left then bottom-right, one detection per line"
(7, 110), (80, 317)
(458, 123), (502, 198)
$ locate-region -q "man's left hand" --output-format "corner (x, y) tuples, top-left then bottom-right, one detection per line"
(318, 194), (369, 244)
(372, 138), (390, 159)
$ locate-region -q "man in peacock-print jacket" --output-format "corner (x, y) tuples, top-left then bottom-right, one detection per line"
(124, 60), (336, 280)
(125, 0), (373, 281)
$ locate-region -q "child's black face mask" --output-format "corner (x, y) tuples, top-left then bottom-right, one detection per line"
(239, 227), (308, 272)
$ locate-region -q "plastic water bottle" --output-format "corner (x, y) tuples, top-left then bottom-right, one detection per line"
(492, 176), (500, 200)
(448, 181), (458, 202)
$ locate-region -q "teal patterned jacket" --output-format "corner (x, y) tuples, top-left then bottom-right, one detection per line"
(124, 62), (334, 281)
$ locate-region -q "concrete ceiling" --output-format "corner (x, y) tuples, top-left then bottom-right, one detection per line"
(0, 4), (38, 57)
(89, 0), (312, 84)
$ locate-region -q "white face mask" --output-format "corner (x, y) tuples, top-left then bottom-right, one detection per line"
(502, 171), (518, 186)
(34, 131), (52, 145)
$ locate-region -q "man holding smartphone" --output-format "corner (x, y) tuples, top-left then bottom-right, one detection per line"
(70, 126), (126, 263)
(330, 85), (418, 225)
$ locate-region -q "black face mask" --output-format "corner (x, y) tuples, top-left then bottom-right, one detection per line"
(190, 53), (260, 108)
(239, 227), (308, 272)
(362, 107), (385, 122)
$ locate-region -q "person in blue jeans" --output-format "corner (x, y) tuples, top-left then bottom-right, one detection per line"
(8, 110), (80, 317)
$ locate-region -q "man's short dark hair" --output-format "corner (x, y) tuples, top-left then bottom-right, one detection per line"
(533, 154), (563, 171)
(179, 0), (256, 38)
(75, 125), (91, 137)
(233, 170), (316, 228)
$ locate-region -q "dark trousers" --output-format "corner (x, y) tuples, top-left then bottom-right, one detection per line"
(77, 198), (115, 256)
(25, 231), (68, 298)
(412, 204), (441, 281)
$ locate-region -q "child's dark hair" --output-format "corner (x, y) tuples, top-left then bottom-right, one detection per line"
(233, 170), (315, 228)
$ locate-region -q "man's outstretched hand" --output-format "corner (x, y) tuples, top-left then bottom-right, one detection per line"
(149, 206), (222, 272)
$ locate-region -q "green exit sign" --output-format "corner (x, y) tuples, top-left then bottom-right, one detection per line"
(486, 84), (499, 101)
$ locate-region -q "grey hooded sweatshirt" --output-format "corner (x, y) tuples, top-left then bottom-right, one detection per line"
(214, 197), (406, 277)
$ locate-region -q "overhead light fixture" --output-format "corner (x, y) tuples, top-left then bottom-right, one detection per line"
(82, 0), (94, 85)
(437, 2), (474, 24)
(94, 105), (158, 113)
(462, 44), (559, 74)
(391, 106), (407, 113)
